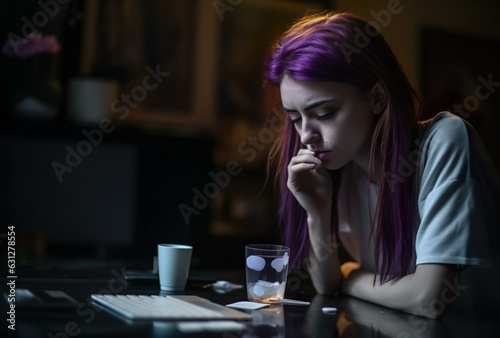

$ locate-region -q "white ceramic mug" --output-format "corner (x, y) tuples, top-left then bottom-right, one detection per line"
(157, 244), (192, 291)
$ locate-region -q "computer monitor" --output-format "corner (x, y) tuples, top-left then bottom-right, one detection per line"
(0, 128), (214, 263)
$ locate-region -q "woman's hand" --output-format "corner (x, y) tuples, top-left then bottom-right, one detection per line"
(287, 149), (332, 217)
(288, 149), (340, 294)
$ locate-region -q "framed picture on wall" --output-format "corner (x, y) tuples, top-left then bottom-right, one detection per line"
(79, 0), (217, 130)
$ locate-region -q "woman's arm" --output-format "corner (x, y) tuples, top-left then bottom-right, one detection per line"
(341, 262), (461, 319)
(306, 214), (342, 294)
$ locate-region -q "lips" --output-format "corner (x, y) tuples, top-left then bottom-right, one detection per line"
(315, 151), (331, 160)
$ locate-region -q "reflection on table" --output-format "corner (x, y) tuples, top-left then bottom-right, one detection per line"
(5, 265), (500, 338)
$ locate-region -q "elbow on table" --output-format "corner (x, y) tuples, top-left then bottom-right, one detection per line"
(408, 290), (452, 320)
(403, 263), (462, 320)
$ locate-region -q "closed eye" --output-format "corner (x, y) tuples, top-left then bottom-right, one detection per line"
(316, 110), (337, 121)
(289, 110), (336, 125)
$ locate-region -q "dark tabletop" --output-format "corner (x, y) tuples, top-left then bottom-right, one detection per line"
(1, 259), (499, 338)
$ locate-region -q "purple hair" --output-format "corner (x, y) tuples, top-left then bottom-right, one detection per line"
(265, 12), (422, 282)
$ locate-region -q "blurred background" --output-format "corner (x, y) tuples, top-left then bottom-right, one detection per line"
(0, 0), (499, 271)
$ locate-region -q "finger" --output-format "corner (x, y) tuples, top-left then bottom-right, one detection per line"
(296, 148), (316, 156)
(288, 162), (317, 173)
(289, 153), (321, 166)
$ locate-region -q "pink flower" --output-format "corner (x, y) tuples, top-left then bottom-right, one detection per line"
(2, 33), (61, 59)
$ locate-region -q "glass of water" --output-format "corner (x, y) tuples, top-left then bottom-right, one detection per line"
(245, 244), (290, 303)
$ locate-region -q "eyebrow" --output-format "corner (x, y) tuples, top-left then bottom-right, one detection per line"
(283, 99), (336, 113)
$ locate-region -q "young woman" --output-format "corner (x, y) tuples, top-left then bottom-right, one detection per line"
(265, 12), (500, 319)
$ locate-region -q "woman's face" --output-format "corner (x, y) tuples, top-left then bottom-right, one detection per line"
(279, 75), (377, 170)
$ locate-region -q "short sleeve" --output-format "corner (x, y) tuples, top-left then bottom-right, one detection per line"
(415, 112), (500, 267)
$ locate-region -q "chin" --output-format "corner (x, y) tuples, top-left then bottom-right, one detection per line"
(322, 152), (353, 170)
(323, 160), (346, 171)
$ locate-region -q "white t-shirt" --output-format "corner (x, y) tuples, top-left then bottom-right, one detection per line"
(337, 111), (500, 273)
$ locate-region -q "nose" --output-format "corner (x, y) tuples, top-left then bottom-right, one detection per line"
(300, 120), (320, 148)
